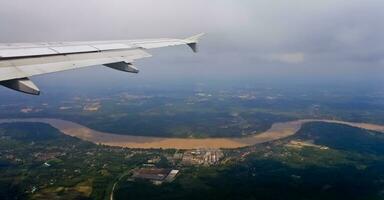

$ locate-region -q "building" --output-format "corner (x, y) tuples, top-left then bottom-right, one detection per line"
(132, 168), (179, 185)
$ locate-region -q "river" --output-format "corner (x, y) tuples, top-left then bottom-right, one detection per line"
(0, 118), (383, 149)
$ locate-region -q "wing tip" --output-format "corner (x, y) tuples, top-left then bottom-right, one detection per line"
(185, 33), (205, 43)
(185, 33), (205, 53)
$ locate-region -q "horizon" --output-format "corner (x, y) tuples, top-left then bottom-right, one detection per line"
(1, 0), (384, 98)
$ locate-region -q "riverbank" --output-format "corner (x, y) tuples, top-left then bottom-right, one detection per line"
(0, 118), (383, 149)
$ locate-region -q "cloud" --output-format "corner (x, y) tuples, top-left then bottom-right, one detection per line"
(0, 0), (383, 83)
(265, 52), (305, 64)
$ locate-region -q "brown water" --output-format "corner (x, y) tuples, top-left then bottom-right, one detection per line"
(0, 118), (383, 149)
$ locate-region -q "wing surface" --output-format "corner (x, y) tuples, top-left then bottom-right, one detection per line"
(0, 33), (204, 95)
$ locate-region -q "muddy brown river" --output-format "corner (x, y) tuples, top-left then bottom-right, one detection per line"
(1, 118), (383, 149)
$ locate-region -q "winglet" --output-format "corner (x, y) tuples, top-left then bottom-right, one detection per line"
(185, 33), (205, 53)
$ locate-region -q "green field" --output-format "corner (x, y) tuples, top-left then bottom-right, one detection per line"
(2, 122), (384, 199)
(115, 123), (384, 200)
(1, 85), (383, 138)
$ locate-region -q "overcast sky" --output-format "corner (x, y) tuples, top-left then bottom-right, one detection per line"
(0, 0), (383, 93)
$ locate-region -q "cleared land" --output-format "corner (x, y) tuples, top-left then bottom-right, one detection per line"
(0, 118), (383, 149)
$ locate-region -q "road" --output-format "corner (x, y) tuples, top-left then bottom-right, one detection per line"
(110, 170), (132, 200)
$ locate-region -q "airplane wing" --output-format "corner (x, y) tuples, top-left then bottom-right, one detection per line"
(0, 33), (204, 95)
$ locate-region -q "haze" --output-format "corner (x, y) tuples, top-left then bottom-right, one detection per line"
(0, 0), (383, 95)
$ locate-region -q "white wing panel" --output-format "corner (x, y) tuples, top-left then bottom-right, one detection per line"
(91, 43), (133, 51)
(0, 67), (27, 81)
(0, 49), (152, 81)
(0, 48), (57, 58)
(50, 45), (98, 54)
(136, 41), (186, 49)
(18, 57), (122, 76)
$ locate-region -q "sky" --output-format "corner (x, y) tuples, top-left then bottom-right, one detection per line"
(0, 0), (384, 95)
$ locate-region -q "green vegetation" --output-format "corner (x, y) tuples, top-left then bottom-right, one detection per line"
(115, 122), (384, 200)
(1, 85), (384, 138)
(0, 123), (157, 200)
(1, 121), (384, 199)
(295, 122), (384, 155)
(116, 160), (384, 200)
